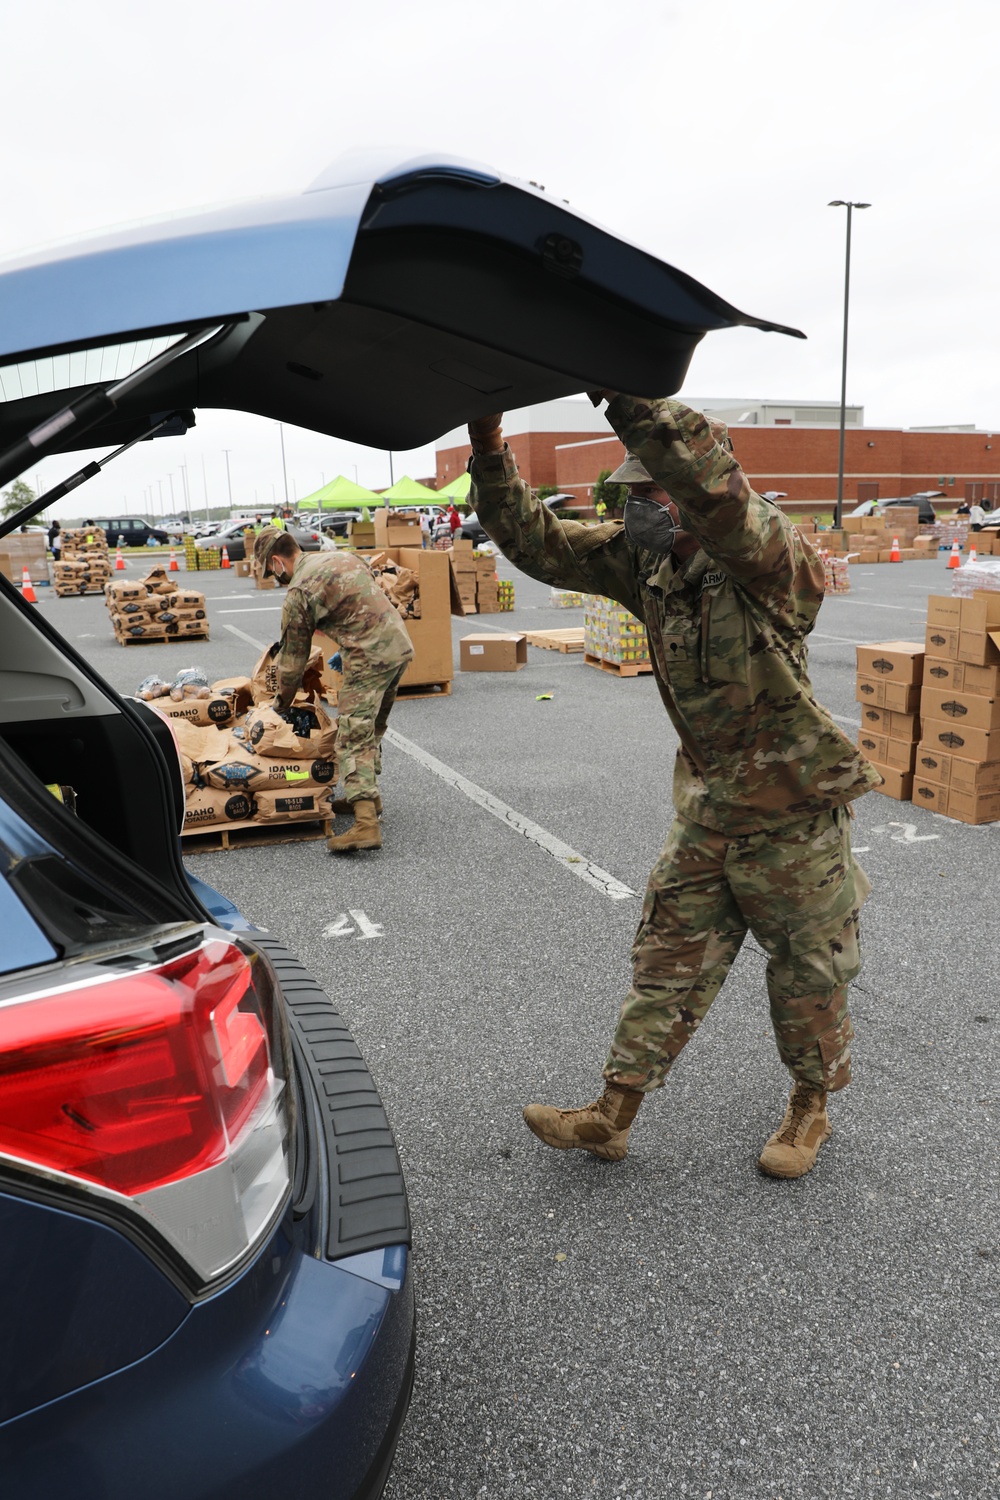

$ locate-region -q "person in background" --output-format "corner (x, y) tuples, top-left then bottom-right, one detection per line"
(420, 511), (432, 549)
(47, 520), (61, 559)
(969, 501), (986, 532)
(253, 526), (413, 853)
(447, 504), (461, 535)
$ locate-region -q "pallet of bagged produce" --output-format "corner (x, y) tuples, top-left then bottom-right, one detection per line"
(180, 816), (333, 854)
(106, 566), (209, 644)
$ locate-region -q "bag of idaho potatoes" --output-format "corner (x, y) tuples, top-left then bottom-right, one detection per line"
(209, 676), (254, 717)
(154, 716), (229, 783)
(250, 642), (326, 705)
(244, 694), (337, 759)
(253, 786), (331, 824)
(183, 785), (255, 828)
(153, 691), (235, 727)
(202, 732), (336, 792)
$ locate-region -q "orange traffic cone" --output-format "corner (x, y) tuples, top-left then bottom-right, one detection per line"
(220, 545), (231, 569)
(20, 567), (37, 603)
(889, 535), (901, 562)
(168, 548), (179, 572)
(968, 544), (978, 565)
(947, 540), (961, 569)
(115, 544), (126, 571)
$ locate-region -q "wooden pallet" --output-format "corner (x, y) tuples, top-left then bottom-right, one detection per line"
(396, 679), (452, 700)
(583, 651), (653, 678)
(181, 816), (333, 853)
(526, 628), (585, 653)
(114, 632), (211, 646)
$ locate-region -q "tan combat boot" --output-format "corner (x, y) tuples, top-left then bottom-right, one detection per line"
(758, 1081), (832, 1179)
(522, 1083), (644, 1161)
(326, 800), (382, 853)
(331, 793), (382, 816)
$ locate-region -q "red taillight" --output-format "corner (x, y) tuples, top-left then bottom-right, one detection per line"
(0, 937), (291, 1282)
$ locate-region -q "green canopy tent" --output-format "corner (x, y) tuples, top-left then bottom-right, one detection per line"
(435, 471), (472, 502)
(296, 474), (382, 510)
(376, 475), (442, 506)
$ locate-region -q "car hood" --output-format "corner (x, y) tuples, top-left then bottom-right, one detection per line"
(0, 150), (804, 456)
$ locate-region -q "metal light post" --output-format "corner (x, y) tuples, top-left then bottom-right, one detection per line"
(828, 200), (871, 528)
(277, 423), (289, 512)
(222, 450), (233, 512)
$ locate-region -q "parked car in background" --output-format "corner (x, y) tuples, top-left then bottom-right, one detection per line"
(194, 519), (327, 562)
(457, 511), (489, 546)
(89, 515), (171, 547)
(848, 494), (940, 525)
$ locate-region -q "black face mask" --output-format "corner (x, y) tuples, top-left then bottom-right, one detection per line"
(623, 494), (677, 554)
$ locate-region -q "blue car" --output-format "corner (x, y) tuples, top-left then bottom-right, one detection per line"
(0, 151), (800, 1496)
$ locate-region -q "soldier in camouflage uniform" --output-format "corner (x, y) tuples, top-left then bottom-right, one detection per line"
(254, 527), (413, 852)
(468, 396), (880, 1178)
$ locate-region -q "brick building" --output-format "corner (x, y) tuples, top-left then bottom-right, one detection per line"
(436, 397), (1000, 511)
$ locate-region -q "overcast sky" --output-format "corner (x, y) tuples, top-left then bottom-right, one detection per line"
(3, 0), (997, 519)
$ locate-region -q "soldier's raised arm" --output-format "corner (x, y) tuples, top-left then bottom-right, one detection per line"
(605, 395), (823, 634)
(468, 413), (641, 615)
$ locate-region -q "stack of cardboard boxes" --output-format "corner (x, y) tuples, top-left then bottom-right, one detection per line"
(843, 508), (923, 563)
(855, 641), (924, 800)
(449, 539), (477, 612)
(105, 567), (209, 644)
(497, 578), (515, 611)
(475, 555), (499, 613)
(0, 529), (51, 588)
(54, 527), (110, 596)
(912, 593), (1000, 824)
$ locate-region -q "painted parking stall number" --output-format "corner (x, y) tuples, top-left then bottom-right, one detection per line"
(323, 910), (384, 941)
(853, 820), (942, 853)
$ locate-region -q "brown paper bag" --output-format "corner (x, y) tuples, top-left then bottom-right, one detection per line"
(250, 643), (327, 705)
(253, 786), (331, 824)
(183, 785), (255, 828)
(243, 695), (337, 759)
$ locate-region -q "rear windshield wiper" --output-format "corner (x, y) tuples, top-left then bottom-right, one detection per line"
(0, 410), (194, 537)
(0, 321), (228, 514)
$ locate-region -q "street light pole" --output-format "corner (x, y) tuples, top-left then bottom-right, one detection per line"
(828, 199), (871, 529)
(277, 423), (289, 512)
(222, 450), (233, 513)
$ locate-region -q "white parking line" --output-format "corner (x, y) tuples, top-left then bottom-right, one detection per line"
(224, 623), (276, 650)
(217, 606), (283, 614)
(837, 600), (928, 615)
(383, 727), (636, 901)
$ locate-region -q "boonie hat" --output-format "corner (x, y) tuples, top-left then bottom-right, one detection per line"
(606, 452), (653, 484)
(253, 525), (286, 573)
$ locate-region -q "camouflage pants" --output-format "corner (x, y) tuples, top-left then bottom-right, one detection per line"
(336, 660), (409, 805)
(604, 807), (871, 1094)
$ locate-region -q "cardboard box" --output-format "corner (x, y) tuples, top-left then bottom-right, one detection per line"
(911, 777), (947, 811)
(859, 705), (890, 732)
(374, 511), (423, 548)
(857, 729), (888, 763)
(855, 676), (885, 708)
(460, 633), (527, 672)
(886, 681), (921, 713)
(961, 592), (1000, 633)
(920, 687), (1000, 733)
(861, 516), (886, 533)
(958, 629), (1000, 667)
(946, 786), (1000, 824)
(925, 624), (959, 661)
(949, 756), (1000, 795)
(885, 737), (917, 771)
(913, 536), (937, 550)
(858, 550), (880, 564)
(855, 642), (924, 685)
(914, 743), (950, 784)
(349, 521), (376, 547)
(927, 595), (963, 629)
(391, 546), (453, 686)
(923, 656), (963, 689)
(920, 716), (997, 763)
(870, 763), (914, 800)
(887, 709), (920, 742)
(235, 559), (251, 577)
(255, 572), (277, 590)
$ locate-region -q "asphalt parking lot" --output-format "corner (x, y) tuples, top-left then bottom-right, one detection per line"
(44, 553), (998, 1500)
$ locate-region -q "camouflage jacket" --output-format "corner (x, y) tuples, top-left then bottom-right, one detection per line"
(470, 396), (880, 834)
(273, 552), (413, 708)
